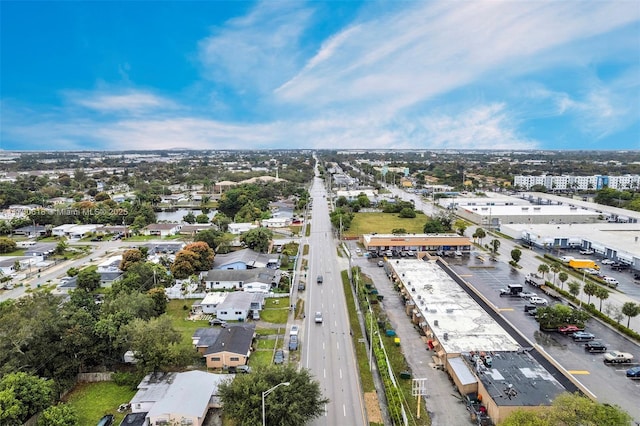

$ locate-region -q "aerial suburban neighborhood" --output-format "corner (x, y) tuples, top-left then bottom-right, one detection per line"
(2, 1), (640, 425)
(0, 149), (639, 426)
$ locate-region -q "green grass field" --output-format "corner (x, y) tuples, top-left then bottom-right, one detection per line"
(165, 299), (209, 343)
(65, 382), (136, 425)
(345, 212), (427, 237)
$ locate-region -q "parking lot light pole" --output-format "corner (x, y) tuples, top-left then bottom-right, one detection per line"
(262, 382), (290, 426)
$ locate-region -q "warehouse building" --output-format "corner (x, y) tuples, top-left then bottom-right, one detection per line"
(388, 259), (568, 424)
(360, 233), (471, 255)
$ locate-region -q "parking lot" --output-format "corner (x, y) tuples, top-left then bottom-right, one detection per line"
(448, 257), (640, 420)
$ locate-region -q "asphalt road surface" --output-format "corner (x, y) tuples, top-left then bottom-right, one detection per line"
(304, 175), (367, 426)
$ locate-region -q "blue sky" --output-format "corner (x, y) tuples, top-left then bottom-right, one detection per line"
(1, 1), (639, 151)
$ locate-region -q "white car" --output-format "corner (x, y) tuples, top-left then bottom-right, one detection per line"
(601, 259), (615, 265)
(355, 248), (362, 254)
(579, 249), (594, 255)
(528, 296), (549, 306)
(519, 292), (537, 299)
(314, 311), (323, 324)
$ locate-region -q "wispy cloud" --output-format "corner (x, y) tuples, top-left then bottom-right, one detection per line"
(65, 90), (176, 114)
(198, 1), (314, 94)
(276, 1), (639, 114)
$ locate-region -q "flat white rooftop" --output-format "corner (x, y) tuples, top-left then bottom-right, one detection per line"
(391, 259), (520, 354)
(503, 223), (640, 259)
(460, 204), (599, 217)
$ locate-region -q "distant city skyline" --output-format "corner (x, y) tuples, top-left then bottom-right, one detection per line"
(1, 1), (639, 151)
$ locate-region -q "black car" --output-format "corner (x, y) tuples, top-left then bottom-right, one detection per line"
(633, 272), (640, 280)
(523, 304), (537, 313)
(97, 414), (114, 426)
(584, 341), (607, 353)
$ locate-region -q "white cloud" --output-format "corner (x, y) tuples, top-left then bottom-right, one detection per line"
(198, 1), (313, 93)
(66, 90), (176, 114)
(276, 0), (640, 116)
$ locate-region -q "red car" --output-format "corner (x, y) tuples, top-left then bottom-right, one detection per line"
(558, 325), (583, 334)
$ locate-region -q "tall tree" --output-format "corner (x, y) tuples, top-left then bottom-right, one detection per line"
(583, 282), (598, 305)
(122, 316), (195, 374)
(550, 264), (560, 285)
(510, 248), (522, 264)
(568, 281), (581, 304)
(120, 249), (144, 271)
(621, 302), (640, 328)
(594, 287), (609, 312)
(37, 404), (79, 426)
(76, 268), (101, 292)
(537, 263), (550, 280)
(0, 372), (54, 425)
(219, 365), (329, 426)
(501, 392), (631, 426)
(558, 272), (569, 290)
(241, 228), (273, 253)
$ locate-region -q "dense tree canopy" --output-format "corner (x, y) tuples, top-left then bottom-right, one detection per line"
(241, 228), (273, 253)
(0, 372), (54, 425)
(220, 365), (328, 426)
(501, 392), (632, 426)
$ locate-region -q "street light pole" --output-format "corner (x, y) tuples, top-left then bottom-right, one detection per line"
(262, 382), (290, 426)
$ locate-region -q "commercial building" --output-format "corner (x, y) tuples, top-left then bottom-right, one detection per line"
(360, 233), (471, 255)
(388, 259), (568, 424)
(514, 174), (640, 191)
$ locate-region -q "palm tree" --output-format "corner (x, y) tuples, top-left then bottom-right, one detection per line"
(538, 263), (550, 280)
(621, 302), (640, 328)
(550, 264), (560, 285)
(595, 287), (609, 312)
(568, 281), (581, 306)
(558, 272), (568, 290)
(583, 282), (598, 305)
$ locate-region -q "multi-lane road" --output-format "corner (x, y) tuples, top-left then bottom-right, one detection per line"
(303, 175), (367, 426)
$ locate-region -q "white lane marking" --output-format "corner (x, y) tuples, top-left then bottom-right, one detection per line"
(323, 368), (326, 378)
(323, 342), (325, 350)
(343, 404), (346, 416)
(324, 404), (328, 416)
(337, 341), (339, 350)
(339, 369), (342, 379)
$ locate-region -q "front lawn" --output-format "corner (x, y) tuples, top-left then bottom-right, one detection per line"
(65, 381), (136, 426)
(344, 212), (426, 237)
(260, 297), (290, 324)
(165, 299), (209, 343)
(250, 350), (275, 368)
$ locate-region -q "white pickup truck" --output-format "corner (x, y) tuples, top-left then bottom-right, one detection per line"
(603, 351), (634, 363)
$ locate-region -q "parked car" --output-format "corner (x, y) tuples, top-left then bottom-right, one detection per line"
(579, 249), (594, 255)
(377, 260), (384, 267)
(601, 259), (615, 265)
(603, 351), (634, 363)
(519, 291), (537, 299)
(558, 325), (584, 334)
(290, 325), (299, 336)
(315, 311), (323, 324)
(209, 318), (228, 327)
(602, 277), (619, 288)
(572, 331), (595, 341)
(634, 271), (640, 280)
(527, 308), (538, 317)
(611, 262), (630, 271)
(528, 296), (549, 306)
(236, 365), (252, 373)
(584, 341), (607, 353)
(626, 366), (640, 378)
(355, 248), (362, 254)
(288, 335), (299, 351)
(523, 304), (537, 312)
(97, 415), (115, 426)
(317, 275), (323, 284)
(273, 349), (284, 365)
(454, 251), (463, 257)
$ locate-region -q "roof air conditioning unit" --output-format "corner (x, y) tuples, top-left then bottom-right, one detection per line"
(443, 332), (448, 340)
(446, 308), (453, 313)
(433, 320), (439, 326)
(417, 295), (422, 300)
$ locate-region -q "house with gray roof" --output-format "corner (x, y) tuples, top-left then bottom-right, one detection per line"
(212, 248), (279, 270)
(129, 370), (227, 426)
(200, 324), (256, 369)
(214, 292), (265, 321)
(201, 267), (281, 293)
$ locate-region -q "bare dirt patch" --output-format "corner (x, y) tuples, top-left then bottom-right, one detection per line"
(364, 391), (383, 423)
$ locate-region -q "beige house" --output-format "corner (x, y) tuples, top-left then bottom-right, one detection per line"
(196, 324), (255, 369)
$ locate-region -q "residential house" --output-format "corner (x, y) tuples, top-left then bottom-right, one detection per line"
(214, 292), (265, 321)
(200, 268), (280, 293)
(261, 217), (292, 228)
(198, 292), (228, 315)
(197, 324), (256, 369)
(228, 222), (258, 235)
(180, 224), (215, 236)
(52, 224), (103, 239)
(129, 370), (227, 426)
(12, 224), (47, 238)
(97, 255), (123, 287)
(143, 223), (183, 237)
(212, 248), (279, 270)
